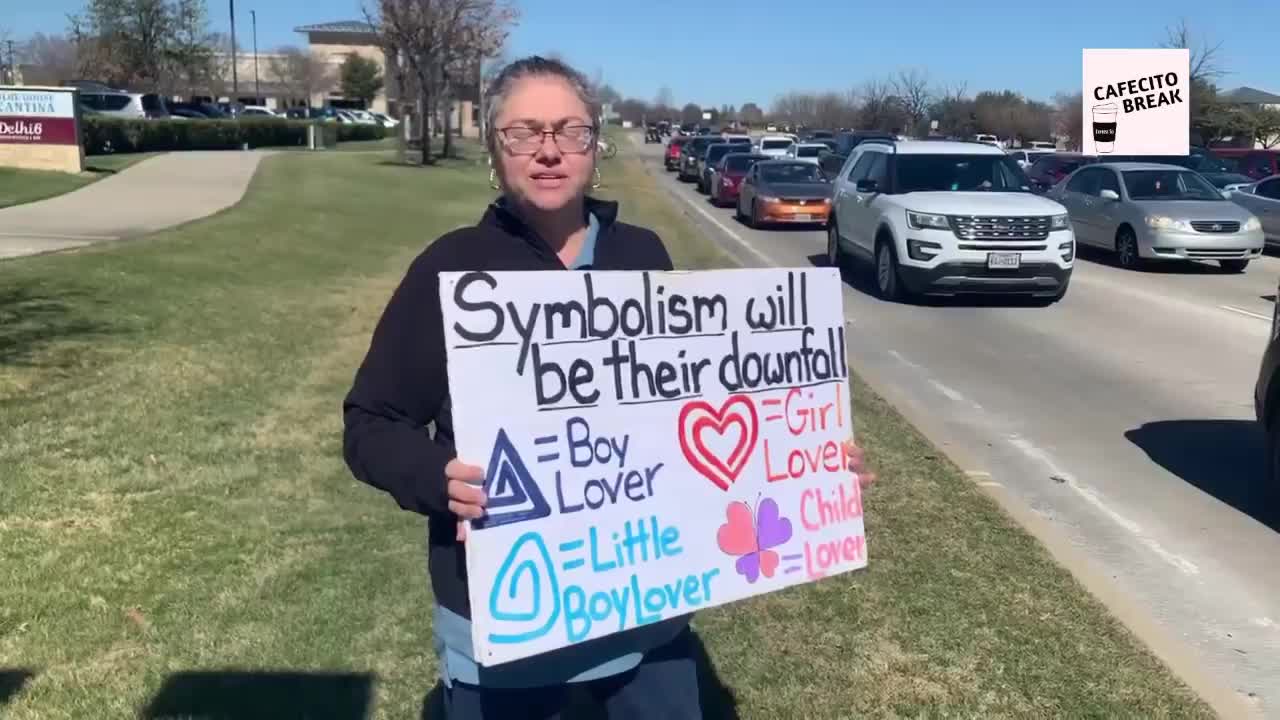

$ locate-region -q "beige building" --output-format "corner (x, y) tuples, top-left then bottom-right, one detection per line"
(295, 19), (480, 135)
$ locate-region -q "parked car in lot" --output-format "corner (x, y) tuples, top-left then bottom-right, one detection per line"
(665, 136), (690, 171)
(1229, 175), (1280, 246)
(698, 143), (739, 193)
(1025, 141), (1057, 150)
(787, 142), (829, 165)
(1106, 151), (1255, 190)
(167, 101), (226, 119)
(1254, 292), (1280, 497)
(1048, 162), (1263, 272)
(709, 153), (769, 206)
(736, 160), (833, 227)
(1026, 153), (1098, 194)
(678, 136), (720, 182)
(826, 139), (1074, 303)
(79, 89), (169, 119)
(1215, 149), (1280, 182)
(1008, 149), (1054, 169)
(756, 135), (796, 158)
(239, 105), (282, 118)
(722, 134), (752, 146)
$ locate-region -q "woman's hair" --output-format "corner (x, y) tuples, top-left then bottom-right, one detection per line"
(483, 56), (601, 156)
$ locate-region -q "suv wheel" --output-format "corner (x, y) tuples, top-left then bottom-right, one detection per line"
(826, 222), (842, 268)
(1220, 259), (1250, 273)
(1115, 227), (1142, 270)
(875, 239), (906, 302)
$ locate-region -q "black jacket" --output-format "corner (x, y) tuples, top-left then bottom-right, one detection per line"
(342, 197), (675, 618)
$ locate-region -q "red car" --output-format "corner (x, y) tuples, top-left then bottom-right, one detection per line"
(710, 153), (770, 206)
(1213, 148), (1280, 181)
(664, 136), (689, 171)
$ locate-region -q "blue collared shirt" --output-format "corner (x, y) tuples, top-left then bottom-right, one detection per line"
(432, 212), (689, 689)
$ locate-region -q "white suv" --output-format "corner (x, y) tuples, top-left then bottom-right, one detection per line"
(826, 140), (1074, 303)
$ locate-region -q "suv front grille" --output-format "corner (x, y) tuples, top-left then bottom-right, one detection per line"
(949, 215), (1051, 242)
(1190, 221), (1240, 233)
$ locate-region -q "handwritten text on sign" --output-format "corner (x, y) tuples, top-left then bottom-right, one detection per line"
(440, 268), (867, 666)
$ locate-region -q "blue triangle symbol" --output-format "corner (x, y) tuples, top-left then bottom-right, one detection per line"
(474, 429), (552, 529)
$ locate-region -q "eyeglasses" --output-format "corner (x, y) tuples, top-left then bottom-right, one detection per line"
(497, 124), (597, 155)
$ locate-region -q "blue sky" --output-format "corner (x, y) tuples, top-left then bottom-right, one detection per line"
(7, 0), (1279, 107)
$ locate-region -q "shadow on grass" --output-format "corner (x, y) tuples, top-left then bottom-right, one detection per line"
(141, 670), (375, 720)
(0, 280), (122, 369)
(1126, 419), (1280, 532)
(418, 631), (739, 719)
(0, 669), (35, 708)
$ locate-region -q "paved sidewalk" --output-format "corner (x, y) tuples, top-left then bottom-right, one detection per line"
(0, 151), (265, 260)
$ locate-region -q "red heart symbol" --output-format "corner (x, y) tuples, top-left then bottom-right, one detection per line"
(677, 396), (759, 491)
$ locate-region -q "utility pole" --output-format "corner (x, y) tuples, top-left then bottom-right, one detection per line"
(229, 0), (239, 98)
(250, 10), (259, 102)
(5, 41), (14, 85)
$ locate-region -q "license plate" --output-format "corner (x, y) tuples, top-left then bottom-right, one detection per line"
(987, 252), (1021, 269)
(793, 213), (812, 222)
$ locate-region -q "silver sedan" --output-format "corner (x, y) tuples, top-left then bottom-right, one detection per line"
(1048, 162), (1264, 272)
(1229, 174), (1280, 247)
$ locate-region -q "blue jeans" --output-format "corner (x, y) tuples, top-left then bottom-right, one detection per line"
(442, 628), (702, 720)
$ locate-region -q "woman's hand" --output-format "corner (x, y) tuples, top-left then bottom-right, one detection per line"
(843, 438), (876, 489)
(447, 459), (486, 542)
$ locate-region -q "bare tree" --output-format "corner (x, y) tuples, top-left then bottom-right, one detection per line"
(437, 0), (519, 158)
(1052, 91), (1083, 150)
(366, 0), (440, 164)
(858, 79), (907, 132)
(268, 46), (333, 104)
(19, 33), (80, 85)
(1162, 18), (1225, 85)
(893, 68), (933, 129)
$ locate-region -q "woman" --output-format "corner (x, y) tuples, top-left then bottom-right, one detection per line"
(342, 56), (875, 720)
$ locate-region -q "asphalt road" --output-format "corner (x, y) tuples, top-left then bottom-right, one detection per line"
(631, 136), (1280, 717)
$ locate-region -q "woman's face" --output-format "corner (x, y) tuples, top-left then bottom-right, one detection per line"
(493, 75), (596, 213)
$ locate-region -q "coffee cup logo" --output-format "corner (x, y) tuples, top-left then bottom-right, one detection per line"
(1092, 104), (1117, 154)
(1082, 49), (1189, 156)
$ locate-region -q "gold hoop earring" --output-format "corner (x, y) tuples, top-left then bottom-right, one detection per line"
(592, 166), (602, 189)
(489, 168), (499, 191)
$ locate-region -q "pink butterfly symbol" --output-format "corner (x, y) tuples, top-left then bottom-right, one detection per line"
(716, 497), (793, 583)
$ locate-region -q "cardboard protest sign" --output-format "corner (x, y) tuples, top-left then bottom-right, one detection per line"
(440, 268), (866, 666)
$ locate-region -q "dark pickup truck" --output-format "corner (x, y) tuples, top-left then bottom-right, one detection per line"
(817, 130), (896, 177)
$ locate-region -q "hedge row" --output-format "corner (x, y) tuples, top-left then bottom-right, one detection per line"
(82, 117), (387, 155)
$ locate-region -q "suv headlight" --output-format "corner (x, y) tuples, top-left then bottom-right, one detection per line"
(1145, 215), (1193, 232)
(1049, 214), (1069, 230)
(1244, 216), (1262, 232)
(906, 210), (950, 230)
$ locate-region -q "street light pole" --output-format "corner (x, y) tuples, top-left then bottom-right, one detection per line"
(229, 0), (239, 98)
(251, 10), (259, 102)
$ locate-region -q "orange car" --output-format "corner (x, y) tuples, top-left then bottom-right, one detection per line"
(735, 160), (833, 228)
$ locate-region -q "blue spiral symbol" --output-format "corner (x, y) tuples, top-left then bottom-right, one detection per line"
(487, 532), (561, 645)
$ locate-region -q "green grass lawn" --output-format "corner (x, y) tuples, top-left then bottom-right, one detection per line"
(0, 153), (159, 209)
(0, 147), (1212, 719)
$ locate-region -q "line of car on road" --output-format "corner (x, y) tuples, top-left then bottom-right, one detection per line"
(662, 129), (1279, 304)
